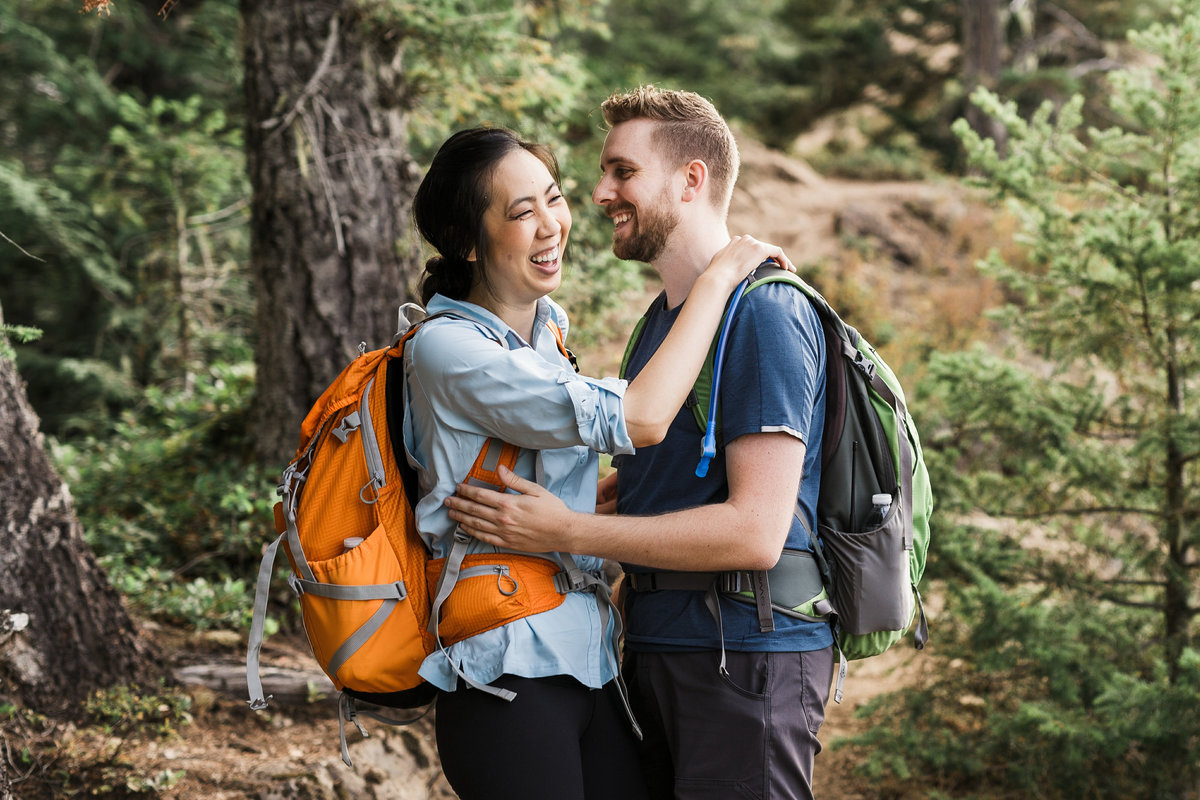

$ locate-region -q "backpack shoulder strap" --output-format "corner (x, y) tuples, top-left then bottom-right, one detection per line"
(690, 263), (826, 441)
(618, 293), (661, 380)
(545, 319), (579, 373)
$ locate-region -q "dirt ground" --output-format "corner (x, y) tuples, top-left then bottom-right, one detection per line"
(2, 621), (927, 799)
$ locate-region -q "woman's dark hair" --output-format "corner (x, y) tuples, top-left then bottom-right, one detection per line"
(414, 127), (561, 304)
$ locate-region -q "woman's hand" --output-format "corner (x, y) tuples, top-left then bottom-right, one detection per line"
(596, 471), (618, 515)
(702, 234), (796, 292)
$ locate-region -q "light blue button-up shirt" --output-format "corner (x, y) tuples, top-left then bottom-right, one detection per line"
(402, 293), (634, 691)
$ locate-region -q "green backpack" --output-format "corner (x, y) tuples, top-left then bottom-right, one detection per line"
(620, 264), (932, 700)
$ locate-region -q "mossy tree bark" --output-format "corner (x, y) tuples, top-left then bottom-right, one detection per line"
(241, 0), (424, 465)
(0, 300), (164, 715)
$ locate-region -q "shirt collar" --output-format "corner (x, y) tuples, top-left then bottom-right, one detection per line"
(426, 294), (554, 350)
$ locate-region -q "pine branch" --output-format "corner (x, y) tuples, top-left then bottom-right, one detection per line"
(0, 230), (44, 263)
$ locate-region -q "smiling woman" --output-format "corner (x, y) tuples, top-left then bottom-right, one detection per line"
(402, 126), (790, 800)
(466, 147), (573, 340)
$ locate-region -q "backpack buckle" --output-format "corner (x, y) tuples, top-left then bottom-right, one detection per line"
(717, 572), (744, 593)
(332, 411), (362, 444)
(554, 568), (592, 594)
(853, 351), (876, 380)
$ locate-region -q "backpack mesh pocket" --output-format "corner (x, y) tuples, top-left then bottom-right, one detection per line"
(819, 500), (914, 636)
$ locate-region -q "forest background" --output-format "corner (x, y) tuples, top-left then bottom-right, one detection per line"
(1, 0), (1199, 798)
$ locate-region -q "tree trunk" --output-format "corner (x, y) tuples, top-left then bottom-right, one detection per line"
(242, 0), (423, 465)
(0, 301), (164, 714)
(1163, 328), (1190, 684)
(961, 0), (1008, 153)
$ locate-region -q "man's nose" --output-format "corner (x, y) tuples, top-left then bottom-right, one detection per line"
(592, 175), (613, 207)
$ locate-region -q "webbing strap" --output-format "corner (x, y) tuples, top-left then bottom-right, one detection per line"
(831, 628), (849, 704)
(624, 552), (827, 624)
(703, 585), (729, 676)
(427, 529), (517, 701)
(282, 473), (316, 585)
(554, 553), (642, 739)
(337, 693), (434, 767)
(750, 570), (775, 633)
(290, 577), (407, 601)
(912, 583), (929, 650)
(246, 534), (284, 710)
(325, 598), (401, 681)
(426, 437), (523, 701)
(843, 336), (915, 552)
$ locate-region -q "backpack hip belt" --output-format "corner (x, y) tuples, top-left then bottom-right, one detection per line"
(625, 546), (833, 675)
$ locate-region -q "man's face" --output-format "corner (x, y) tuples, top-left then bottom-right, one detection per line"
(593, 119), (681, 263)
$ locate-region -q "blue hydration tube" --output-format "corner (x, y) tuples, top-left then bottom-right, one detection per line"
(695, 276), (751, 478)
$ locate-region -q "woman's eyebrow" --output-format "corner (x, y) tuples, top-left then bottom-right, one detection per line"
(506, 182), (559, 214)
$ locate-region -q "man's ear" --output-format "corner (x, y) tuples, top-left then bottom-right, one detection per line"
(680, 159), (708, 203)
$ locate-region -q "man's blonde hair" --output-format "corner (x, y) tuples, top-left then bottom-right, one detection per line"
(600, 85), (739, 212)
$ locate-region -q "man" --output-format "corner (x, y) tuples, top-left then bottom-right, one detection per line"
(445, 85), (833, 800)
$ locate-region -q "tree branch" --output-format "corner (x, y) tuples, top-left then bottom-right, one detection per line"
(0, 231), (44, 263)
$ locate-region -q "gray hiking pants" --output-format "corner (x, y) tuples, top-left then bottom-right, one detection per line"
(625, 648), (834, 800)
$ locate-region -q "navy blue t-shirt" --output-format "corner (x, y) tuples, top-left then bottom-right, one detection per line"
(618, 280), (832, 653)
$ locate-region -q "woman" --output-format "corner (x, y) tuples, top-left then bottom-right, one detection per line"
(404, 127), (791, 799)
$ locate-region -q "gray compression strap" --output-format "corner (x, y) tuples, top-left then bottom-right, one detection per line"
(792, 504), (848, 703)
(337, 689), (435, 767)
(290, 578), (407, 601)
(552, 552), (641, 739)
(246, 533), (283, 710)
(427, 528), (517, 701)
(324, 598), (401, 681)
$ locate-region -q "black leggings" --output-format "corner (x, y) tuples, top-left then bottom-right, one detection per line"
(435, 674), (649, 800)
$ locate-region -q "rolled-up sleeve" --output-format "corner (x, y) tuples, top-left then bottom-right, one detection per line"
(560, 373), (633, 456)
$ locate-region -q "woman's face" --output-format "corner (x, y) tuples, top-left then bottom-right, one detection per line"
(474, 148), (572, 310)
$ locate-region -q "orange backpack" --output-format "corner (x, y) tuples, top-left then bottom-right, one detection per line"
(245, 307), (611, 765)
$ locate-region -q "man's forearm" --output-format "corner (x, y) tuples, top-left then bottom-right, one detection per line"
(561, 497), (785, 572)
(448, 433), (804, 572)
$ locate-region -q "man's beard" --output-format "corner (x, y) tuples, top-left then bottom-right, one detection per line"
(612, 196), (680, 263)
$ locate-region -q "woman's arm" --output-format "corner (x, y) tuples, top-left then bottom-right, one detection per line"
(621, 235), (793, 446)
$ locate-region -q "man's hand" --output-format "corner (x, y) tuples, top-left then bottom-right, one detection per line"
(596, 471), (618, 515)
(445, 466), (576, 553)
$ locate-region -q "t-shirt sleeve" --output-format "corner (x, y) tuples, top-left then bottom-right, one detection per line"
(717, 281), (825, 447)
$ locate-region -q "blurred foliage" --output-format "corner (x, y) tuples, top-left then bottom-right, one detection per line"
(49, 359), (278, 631)
(0, 0), (248, 433)
(579, 0), (1171, 175)
(82, 680), (194, 738)
(843, 3), (1200, 796)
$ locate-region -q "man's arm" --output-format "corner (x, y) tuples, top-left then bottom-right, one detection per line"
(446, 431), (806, 571)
